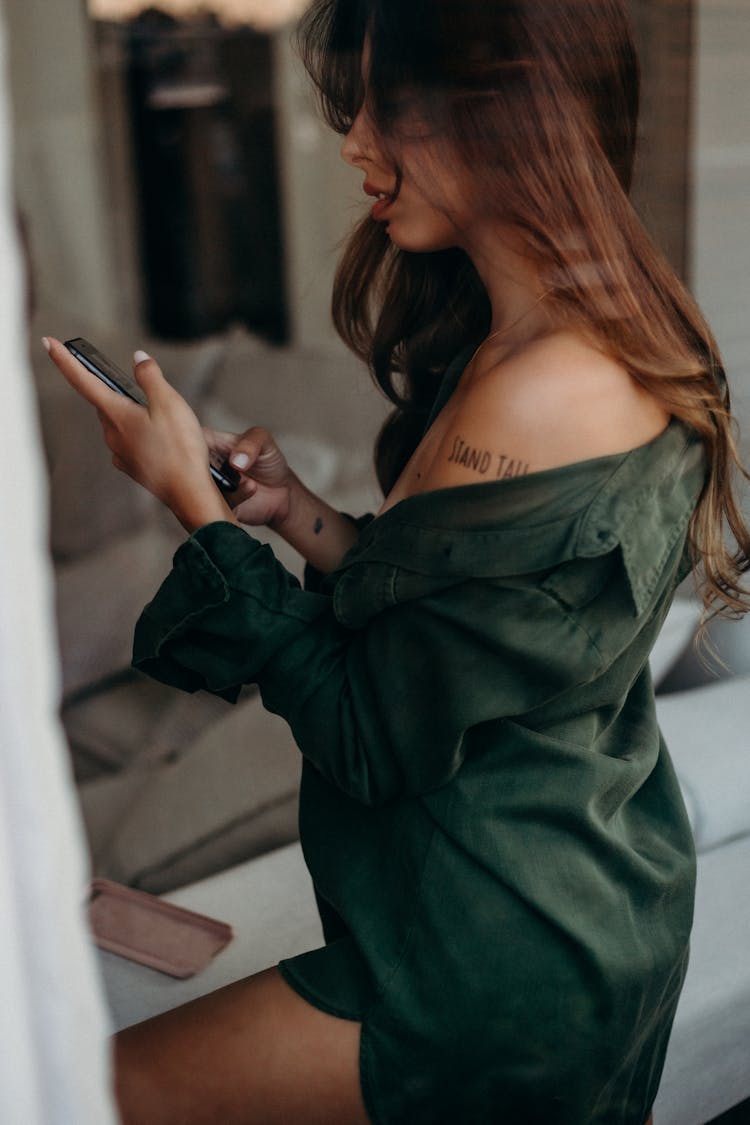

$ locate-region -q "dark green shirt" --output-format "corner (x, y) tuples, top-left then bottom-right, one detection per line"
(133, 361), (705, 1125)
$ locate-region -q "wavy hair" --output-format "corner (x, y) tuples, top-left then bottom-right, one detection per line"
(298, 0), (750, 622)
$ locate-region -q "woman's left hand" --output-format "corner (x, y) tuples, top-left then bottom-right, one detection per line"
(43, 337), (235, 532)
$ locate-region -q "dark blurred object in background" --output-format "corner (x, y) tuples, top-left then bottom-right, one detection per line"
(127, 10), (287, 341)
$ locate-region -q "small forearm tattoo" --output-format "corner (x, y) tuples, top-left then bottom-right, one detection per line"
(313, 517), (324, 535)
(447, 435), (530, 479)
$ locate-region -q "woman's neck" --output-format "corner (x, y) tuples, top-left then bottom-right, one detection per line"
(463, 223), (554, 355)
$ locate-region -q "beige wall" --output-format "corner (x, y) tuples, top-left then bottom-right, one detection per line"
(272, 29), (360, 350)
(5, 0), (122, 334)
(692, 0), (750, 420)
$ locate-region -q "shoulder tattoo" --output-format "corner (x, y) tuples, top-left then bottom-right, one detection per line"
(447, 434), (530, 480)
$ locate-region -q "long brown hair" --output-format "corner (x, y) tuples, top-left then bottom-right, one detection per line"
(298, 0), (750, 621)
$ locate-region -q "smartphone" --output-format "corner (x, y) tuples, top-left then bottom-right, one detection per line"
(64, 337), (240, 494)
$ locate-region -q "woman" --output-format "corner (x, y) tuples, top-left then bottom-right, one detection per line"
(45, 0), (749, 1122)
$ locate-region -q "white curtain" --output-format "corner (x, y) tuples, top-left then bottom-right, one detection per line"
(0, 9), (118, 1124)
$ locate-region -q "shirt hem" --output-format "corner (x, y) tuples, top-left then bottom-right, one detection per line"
(277, 960), (385, 1125)
(277, 958), (364, 1022)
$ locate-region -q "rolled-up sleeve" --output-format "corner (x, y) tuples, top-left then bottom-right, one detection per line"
(133, 521), (600, 806)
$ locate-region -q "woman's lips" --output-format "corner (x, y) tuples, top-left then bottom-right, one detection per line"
(364, 182), (395, 222)
(371, 195), (394, 221)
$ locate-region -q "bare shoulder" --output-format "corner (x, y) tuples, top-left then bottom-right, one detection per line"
(420, 330), (670, 491)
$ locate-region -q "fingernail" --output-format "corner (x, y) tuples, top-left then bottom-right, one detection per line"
(133, 349), (151, 364)
(231, 452), (250, 470)
(41, 337), (50, 353)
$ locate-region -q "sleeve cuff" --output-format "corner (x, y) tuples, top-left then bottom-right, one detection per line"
(132, 521), (332, 702)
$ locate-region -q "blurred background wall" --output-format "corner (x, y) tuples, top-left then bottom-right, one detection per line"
(6, 0), (120, 330)
(692, 0), (750, 440)
(4, 0), (363, 350)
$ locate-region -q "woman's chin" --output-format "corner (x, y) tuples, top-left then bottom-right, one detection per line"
(382, 222), (460, 254)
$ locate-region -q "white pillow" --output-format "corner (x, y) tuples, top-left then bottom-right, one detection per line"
(649, 596), (702, 688)
(656, 676), (750, 853)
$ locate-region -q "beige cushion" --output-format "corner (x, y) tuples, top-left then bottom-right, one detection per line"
(55, 522), (183, 699)
(62, 672), (231, 779)
(79, 692), (302, 893)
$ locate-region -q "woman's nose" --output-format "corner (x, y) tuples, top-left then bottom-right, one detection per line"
(341, 107), (373, 168)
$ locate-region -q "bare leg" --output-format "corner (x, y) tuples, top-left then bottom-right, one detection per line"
(114, 966), (370, 1125)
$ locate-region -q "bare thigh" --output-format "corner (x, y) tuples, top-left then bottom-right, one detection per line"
(114, 966), (370, 1125)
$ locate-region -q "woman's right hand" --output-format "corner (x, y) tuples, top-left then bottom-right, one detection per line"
(207, 424), (361, 572)
(204, 426), (294, 529)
